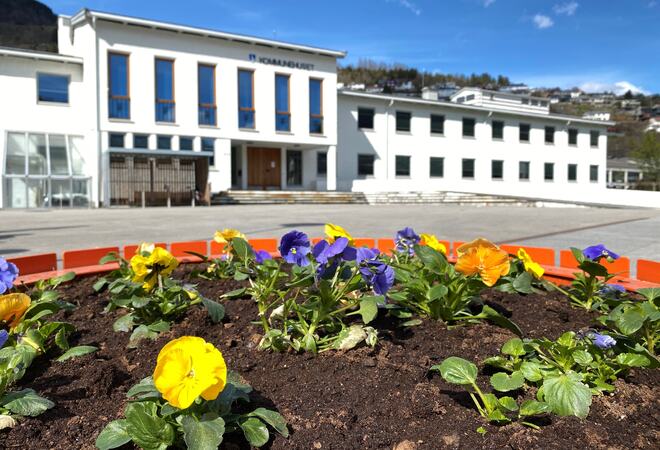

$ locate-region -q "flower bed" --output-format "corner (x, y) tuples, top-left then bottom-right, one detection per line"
(1, 227), (658, 449)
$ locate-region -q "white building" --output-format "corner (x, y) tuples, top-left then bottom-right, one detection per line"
(0, 8), (619, 208)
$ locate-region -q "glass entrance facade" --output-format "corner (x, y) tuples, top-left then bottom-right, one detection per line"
(3, 132), (91, 208)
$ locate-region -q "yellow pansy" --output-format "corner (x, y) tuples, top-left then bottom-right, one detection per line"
(455, 238), (510, 287)
(517, 248), (544, 279)
(420, 233), (447, 255)
(0, 293), (31, 329)
(213, 229), (246, 245)
(136, 242), (156, 255)
(324, 223), (353, 244)
(130, 247), (179, 291)
(153, 336), (227, 409)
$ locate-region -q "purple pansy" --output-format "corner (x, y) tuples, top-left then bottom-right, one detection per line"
(0, 330), (8, 349)
(254, 249), (272, 264)
(591, 332), (617, 349)
(395, 227), (421, 255)
(599, 283), (625, 296)
(279, 230), (311, 267)
(0, 257), (19, 294)
(583, 245), (619, 262)
(356, 247), (395, 295)
(312, 238), (357, 279)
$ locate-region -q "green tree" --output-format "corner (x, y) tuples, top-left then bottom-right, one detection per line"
(631, 132), (660, 190)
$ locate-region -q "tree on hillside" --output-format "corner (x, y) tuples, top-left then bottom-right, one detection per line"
(631, 132), (660, 190)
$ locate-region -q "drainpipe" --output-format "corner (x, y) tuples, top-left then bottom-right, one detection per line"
(91, 13), (103, 208)
(386, 99), (393, 181)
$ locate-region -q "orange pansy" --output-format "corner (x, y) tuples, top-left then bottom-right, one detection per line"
(455, 238), (510, 287)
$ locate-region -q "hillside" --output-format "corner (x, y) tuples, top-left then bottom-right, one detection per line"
(0, 0), (57, 52)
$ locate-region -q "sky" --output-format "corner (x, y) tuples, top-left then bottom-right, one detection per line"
(46, 0), (660, 94)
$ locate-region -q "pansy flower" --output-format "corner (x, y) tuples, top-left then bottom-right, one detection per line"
(324, 223), (354, 245)
(0, 293), (31, 329)
(356, 247), (395, 295)
(582, 244), (619, 262)
(455, 238), (510, 287)
(313, 237), (357, 279)
(599, 283), (625, 297)
(153, 336), (227, 409)
(130, 247), (179, 290)
(254, 249), (272, 264)
(0, 257), (19, 294)
(395, 227), (421, 255)
(517, 248), (544, 279)
(0, 329), (8, 349)
(213, 228), (246, 245)
(590, 332), (616, 349)
(420, 233), (447, 255)
(279, 230), (311, 267)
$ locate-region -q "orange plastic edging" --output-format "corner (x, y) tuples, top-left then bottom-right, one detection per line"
(8, 253), (58, 275)
(249, 238), (278, 253)
(501, 245), (555, 266)
(62, 247), (120, 269)
(377, 238), (396, 254)
(560, 250), (631, 278)
(170, 241), (208, 261)
(123, 243), (168, 260)
(637, 259), (660, 283)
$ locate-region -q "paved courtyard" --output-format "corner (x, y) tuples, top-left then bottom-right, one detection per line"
(1, 204), (659, 269)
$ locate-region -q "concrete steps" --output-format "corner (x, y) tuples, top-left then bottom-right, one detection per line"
(212, 190), (534, 206)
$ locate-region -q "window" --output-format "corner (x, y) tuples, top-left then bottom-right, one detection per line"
(462, 118), (476, 137)
(430, 114), (445, 135)
(519, 161), (530, 180)
(590, 165), (598, 182)
(202, 138), (215, 166)
(179, 136), (193, 151)
(155, 58), (175, 122)
(519, 123), (530, 142)
(358, 107), (375, 130)
(287, 150), (302, 185)
(396, 111), (411, 132)
(157, 135), (171, 150)
(395, 155), (411, 177)
(238, 69), (255, 128)
(590, 130), (599, 147)
(198, 64), (216, 126)
(492, 120), (504, 140)
(628, 171), (640, 183)
(569, 128), (578, 145)
(568, 163), (577, 181)
(275, 74), (291, 132)
(544, 163), (554, 181)
(545, 126), (555, 144)
(108, 52), (129, 119)
(462, 158), (475, 179)
(430, 157), (444, 178)
(37, 73), (69, 103)
(133, 134), (149, 149)
(109, 133), (125, 148)
(309, 78), (323, 134)
(358, 154), (374, 176)
(491, 160), (504, 180)
(317, 152), (327, 176)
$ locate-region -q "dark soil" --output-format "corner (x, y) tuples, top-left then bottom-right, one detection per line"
(2, 266), (659, 450)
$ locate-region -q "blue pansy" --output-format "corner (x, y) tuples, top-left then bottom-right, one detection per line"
(356, 247), (395, 295)
(591, 332), (616, 349)
(599, 283), (625, 297)
(0, 257), (19, 294)
(313, 238), (356, 280)
(583, 244), (619, 262)
(395, 227), (421, 255)
(254, 249), (272, 264)
(279, 230), (311, 267)
(0, 330), (8, 349)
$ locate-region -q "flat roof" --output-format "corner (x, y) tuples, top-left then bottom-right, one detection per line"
(0, 46), (83, 64)
(339, 90), (616, 126)
(67, 9), (346, 59)
(451, 87), (551, 103)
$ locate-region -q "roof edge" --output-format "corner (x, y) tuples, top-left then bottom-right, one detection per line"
(0, 46), (83, 64)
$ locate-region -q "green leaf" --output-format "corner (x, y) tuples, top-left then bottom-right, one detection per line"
(519, 400), (551, 417)
(248, 408), (289, 437)
(542, 372), (592, 419)
(498, 396), (519, 412)
(113, 313), (135, 332)
(333, 325), (367, 351)
(232, 238), (254, 261)
(401, 319), (423, 327)
(501, 338), (526, 357)
(520, 361), (545, 382)
(202, 297), (225, 323)
(428, 284), (448, 301)
(490, 371), (525, 392)
(571, 349), (593, 366)
(54, 327), (70, 350)
(147, 321), (170, 333)
(239, 417), (270, 447)
(93, 278), (109, 292)
(580, 260), (609, 277)
(126, 377), (160, 399)
(24, 301), (61, 322)
(636, 287), (660, 302)
(99, 253), (120, 265)
(615, 353), (651, 368)
(616, 308), (645, 335)
(222, 288), (247, 299)
(0, 389), (54, 416)
(433, 357), (477, 385)
(486, 408), (510, 423)
(96, 419), (131, 450)
(128, 325), (158, 348)
(357, 296), (379, 324)
(570, 247), (585, 264)
(57, 345), (98, 362)
(479, 305), (523, 337)
(414, 244), (449, 273)
(181, 415), (226, 450)
(125, 402), (174, 450)
(512, 271), (533, 294)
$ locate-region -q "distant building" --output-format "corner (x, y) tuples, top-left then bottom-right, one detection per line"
(582, 111), (611, 121)
(607, 158), (644, 189)
(450, 88), (550, 115)
(646, 117), (660, 133)
(500, 83), (530, 94)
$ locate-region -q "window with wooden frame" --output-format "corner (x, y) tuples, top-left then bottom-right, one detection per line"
(275, 74), (291, 132)
(309, 78), (323, 134)
(155, 58), (175, 122)
(108, 52), (130, 119)
(198, 64), (216, 126)
(238, 69), (255, 129)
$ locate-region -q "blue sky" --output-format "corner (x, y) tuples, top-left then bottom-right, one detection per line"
(47, 0), (660, 94)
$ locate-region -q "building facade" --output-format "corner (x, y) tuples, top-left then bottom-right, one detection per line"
(1, 8), (615, 208)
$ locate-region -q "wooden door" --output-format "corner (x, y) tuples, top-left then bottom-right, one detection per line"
(247, 147), (281, 189)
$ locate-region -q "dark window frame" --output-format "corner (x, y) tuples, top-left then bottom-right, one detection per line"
(108, 51), (130, 119)
(462, 117), (476, 138)
(198, 63), (217, 126)
(430, 114), (445, 135)
(567, 163), (577, 182)
(492, 120), (504, 140)
(545, 126), (555, 144)
(358, 107), (375, 130)
(275, 73), (291, 132)
(430, 156), (444, 178)
(590, 130), (599, 147)
(157, 135), (172, 150)
(37, 73), (70, 104)
(133, 134), (149, 149)
(155, 57), (176, 123)
(519, 123), (531, 142)
(491, 160), (504, 180)
(309, 78), (324, 134)
(462, 158), (475, 179)
(395, 155), (411, 177)
(589, 164), (599, 182)
(568, 128), (578, 146)
(317, 152), (327, 176)
(179, 136), (194, 151)
(396, 111), (412, 132)
(357, 154), (375, 177)
(544, 162), (554, 181)
(109, 133), (125, 148)
(519, 161), (530, 180)
(238, 68), (256, 129)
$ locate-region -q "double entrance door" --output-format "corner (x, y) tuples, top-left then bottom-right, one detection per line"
(247, 147), (281, 189)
